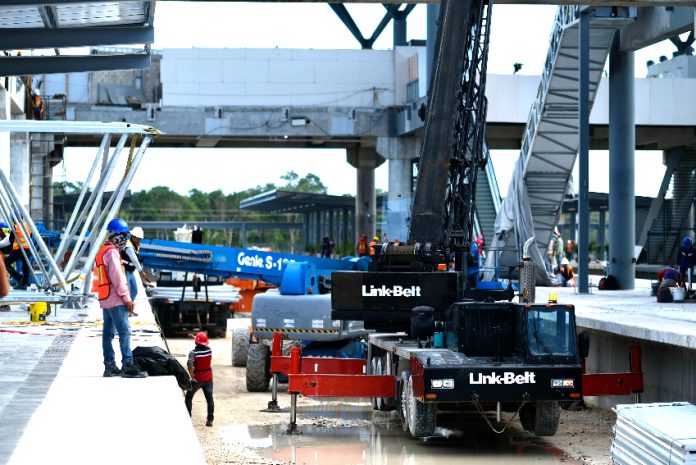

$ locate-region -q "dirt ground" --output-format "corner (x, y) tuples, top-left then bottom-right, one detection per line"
(166, 323), (616, 465)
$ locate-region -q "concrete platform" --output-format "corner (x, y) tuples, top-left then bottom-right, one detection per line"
(0, 279), (206, 465)
(539, 279), (696, 408)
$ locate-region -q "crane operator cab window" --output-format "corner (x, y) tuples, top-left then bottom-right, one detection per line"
(526, 307), (576, 359)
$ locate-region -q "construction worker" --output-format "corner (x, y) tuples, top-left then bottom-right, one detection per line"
(95, 218), (147, 378)
(186, 331), (214, 427)
(0, 223), (11, 306)
(3, 219), (32, 289)
(556, 257), (574, 287)
(678, 236), (696, 287)
(121, 226), (149, 302)
(368, 236), (379, 257)
(357, 233), (368, 256)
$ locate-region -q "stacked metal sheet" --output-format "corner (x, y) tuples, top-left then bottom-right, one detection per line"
(612, 402), (696, 465)
(147, 284), (240, 303)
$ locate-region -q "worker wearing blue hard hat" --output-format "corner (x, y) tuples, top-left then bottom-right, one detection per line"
(94, 217), (147, 379)
(678, 236), (696, 286)
(0, 218), (32, 290)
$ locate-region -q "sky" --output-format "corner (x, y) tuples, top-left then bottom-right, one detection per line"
(55, 3), (683, 198)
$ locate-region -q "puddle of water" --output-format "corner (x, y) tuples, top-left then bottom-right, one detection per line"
(221, 407), (581, 465)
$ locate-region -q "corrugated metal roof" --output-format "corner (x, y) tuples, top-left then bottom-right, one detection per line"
(0, 1), (155, 75)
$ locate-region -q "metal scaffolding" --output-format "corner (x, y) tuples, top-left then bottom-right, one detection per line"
(0, 120), (160, 306)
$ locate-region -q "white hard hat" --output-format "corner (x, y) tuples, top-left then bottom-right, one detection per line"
(130, 226), (144, 239)
(560, 257), (569, 266)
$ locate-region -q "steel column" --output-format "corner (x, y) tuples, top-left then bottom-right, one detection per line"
(426, 4), (440, 86)
(578, 11), (590, 293)
(608, 32), (636, 289)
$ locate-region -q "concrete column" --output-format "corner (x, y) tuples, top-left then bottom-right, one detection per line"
(377, 136), (421, 242)
(598, 210), (606, 261)
(10, 133), (31, 209)
(0, 88), (10, 176)
(303, 212), (310, 248)
(608, 33), (636, 289)
(347, 145), (385, 244)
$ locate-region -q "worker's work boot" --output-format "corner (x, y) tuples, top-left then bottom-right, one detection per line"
(121, 363), (148, 378)
(206, 419), (213, 427)
(103, 364), (121, 377)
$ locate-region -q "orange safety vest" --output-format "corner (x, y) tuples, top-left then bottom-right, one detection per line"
(93, 243), (121, 301)
(368, 241), (378, 256)
(12, 222), (31, 250)
(357, 239), (367, 255)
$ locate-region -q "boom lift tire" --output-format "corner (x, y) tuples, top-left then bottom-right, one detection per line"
(520, 401), (561, 437)
(401, 372), (437, 438)
(399, 371), (411, 432)
(231, 328), (249, 367)
(246, 343), (271, 392)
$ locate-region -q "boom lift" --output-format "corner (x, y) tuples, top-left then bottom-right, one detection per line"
(274, 0), (643, 437)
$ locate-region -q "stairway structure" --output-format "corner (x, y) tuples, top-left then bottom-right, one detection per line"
(492, 6), (636, 264)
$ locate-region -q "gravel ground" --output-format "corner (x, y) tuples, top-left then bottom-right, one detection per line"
(166, 325), (615, 465)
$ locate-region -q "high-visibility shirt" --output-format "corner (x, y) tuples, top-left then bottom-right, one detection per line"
(188, 345), (213, 383)
(12, 222), (31, 250)
(368, 240), (378, 256)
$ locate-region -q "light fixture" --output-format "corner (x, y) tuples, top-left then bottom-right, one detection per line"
(291, 117), (309, 127)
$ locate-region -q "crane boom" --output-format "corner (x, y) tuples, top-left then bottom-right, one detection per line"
(408, 0), (491, 261)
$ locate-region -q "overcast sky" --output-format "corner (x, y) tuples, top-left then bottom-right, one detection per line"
(56, 3), (680, 198)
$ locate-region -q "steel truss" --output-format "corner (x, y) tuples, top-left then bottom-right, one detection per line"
(0, 120), (160, 306)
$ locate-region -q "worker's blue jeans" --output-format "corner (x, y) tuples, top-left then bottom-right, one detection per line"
(185, 381), (214, 421)
(102, 305), (133, 367)
(126, 270), (138, 301)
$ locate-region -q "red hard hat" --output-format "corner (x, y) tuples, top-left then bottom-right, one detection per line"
(194, 332), (209, 346)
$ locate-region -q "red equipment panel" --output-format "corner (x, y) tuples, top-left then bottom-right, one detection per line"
(288, 374), (396, 398)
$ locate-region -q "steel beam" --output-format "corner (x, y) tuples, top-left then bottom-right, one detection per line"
(0, 26), (154, 50)
(620, 7), (694, 51)
(0, 54), (150, 77)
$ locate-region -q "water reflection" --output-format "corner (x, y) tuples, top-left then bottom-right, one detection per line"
(221, 408), (577, 465)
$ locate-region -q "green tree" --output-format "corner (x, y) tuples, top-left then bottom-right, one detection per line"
(280, 171), (327, 194)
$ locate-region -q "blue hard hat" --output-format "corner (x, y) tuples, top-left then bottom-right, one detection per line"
(0, 221), (8, 229)
(106, 218), (129, 234)
(682, 236), (692, 248)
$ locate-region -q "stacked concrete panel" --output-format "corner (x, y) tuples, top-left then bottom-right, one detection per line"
(612, 402), (696, 465)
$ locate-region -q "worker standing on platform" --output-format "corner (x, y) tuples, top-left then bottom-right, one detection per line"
(3, 219), (32, 289)
(368, 235), (379, 257)
(185, 331), (215, 427)
(678, 236), (696, 287)
(95, 218), (148, 378)
(556, 257), (575, 287)
(357, 234), (368, 257)
(121, 226), (148, 302)
(0, 223), (11, 306)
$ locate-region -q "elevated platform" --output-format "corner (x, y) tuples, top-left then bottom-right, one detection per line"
(541, 279), (696, 408)
(0, 279), (206, 465)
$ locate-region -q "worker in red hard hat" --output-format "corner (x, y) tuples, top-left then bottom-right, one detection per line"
(185, 331), (215, 427)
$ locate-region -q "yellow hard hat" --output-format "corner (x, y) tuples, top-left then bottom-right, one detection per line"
(373, 236), (380, 241)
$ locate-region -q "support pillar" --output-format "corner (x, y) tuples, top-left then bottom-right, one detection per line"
(0, 88), (10, 176)
(578, 11), (590, 294)
(347, 145), (385, 244)
(10, 133), (30, 210)
(608, 32), (636, 289)
(598, 210), (606, 261)
(377, 136), (421, 242)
